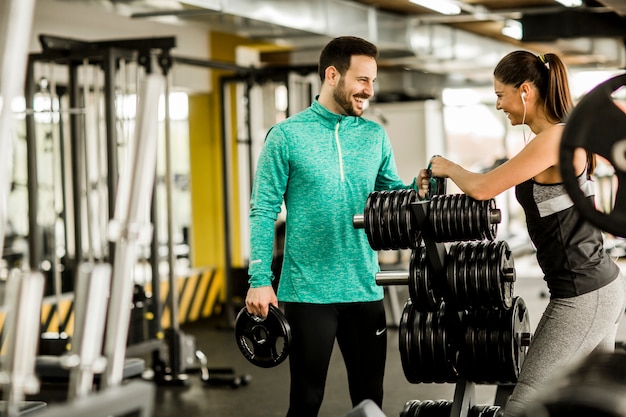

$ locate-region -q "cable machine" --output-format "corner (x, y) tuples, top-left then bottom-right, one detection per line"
(22, 34), (196, 386)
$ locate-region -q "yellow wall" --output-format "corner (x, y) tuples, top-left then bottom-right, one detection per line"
(188, 32), (260, 307)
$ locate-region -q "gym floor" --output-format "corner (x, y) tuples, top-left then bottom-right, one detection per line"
(24, 251), (625, 416)
(146, 253), (626, 417)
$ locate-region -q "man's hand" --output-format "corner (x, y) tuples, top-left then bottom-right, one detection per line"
(245, 285), (278, 318)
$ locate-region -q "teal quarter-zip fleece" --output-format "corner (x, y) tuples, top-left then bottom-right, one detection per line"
(248, 97), (417, 303)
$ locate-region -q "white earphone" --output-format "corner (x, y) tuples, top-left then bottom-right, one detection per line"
(521, 91), (528, 144)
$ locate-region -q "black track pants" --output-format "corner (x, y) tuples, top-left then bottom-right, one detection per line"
(283, 300), (387, 417)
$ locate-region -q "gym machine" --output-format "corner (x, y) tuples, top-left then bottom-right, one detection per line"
(20, 32), (265, 390)
(22, 34), (172, 387)
(30, 72), (164, 417)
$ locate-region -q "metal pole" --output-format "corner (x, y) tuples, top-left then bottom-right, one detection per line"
(24, 57), (41, 270)
(101, 73), (164, 389)
(0, 0), (37, 259)
(103, 49), (119, 262)
(220, 78), (235, 327)
(162, 67), (184, 376)
(69, 62), (84, 268)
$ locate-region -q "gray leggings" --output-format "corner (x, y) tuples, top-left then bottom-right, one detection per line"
(503, 272), (626, 417)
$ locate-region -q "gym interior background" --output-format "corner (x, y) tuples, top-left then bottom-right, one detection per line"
(0, 0), (625, 416)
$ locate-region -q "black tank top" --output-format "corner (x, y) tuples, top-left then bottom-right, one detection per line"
(515, 173), (619, 298)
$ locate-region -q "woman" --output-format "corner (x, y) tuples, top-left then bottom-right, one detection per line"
(419, 50), (625, 417)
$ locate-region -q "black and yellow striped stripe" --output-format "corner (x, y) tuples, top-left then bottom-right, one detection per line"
(0, 268), (221, 342)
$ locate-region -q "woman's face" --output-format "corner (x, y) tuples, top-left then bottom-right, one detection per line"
(494, 79), (525, 126)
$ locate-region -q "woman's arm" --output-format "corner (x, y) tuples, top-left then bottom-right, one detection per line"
(429, 124), (569, 200)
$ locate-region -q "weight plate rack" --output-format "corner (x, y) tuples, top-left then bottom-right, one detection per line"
(358, 185), (533, 417)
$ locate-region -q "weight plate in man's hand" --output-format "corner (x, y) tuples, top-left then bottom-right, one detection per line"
(235, 305), (291, 368)
(560, 73), (626, 237)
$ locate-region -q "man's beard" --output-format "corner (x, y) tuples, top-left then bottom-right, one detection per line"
(333, 78), (365, 117)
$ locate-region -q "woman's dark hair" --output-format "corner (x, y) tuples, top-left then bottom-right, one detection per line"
(494, 50), (595, 173)
(318, 36), (378, 82)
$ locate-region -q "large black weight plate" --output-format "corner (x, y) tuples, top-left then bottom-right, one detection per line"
(235, 305), (291, 368)
(364, 193), (376, 250)
(560, 73), (626, 237)
(399, 299), (414, 382)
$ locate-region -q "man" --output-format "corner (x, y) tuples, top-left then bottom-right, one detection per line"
(246, 36), (423, 417)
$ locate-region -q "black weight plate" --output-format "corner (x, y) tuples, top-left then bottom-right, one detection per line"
(512, 296), (531, 381)
(399, 299), (415, 382)
(435, 195), (446, 242)
(411, 307), (425, 383)
(497, 241), (515, 310)
(378, 191), (389, 250)
(454, 194), (464, 241)
(455, 194), (466, 241)
(427, 195), (438, 240)
(421, 247), (443, 311)
(476, 242), (489, 309)
(446, 244), (459, 310)
(487, 310), (502, 384)
(455, 243), (469, 310)
(458, 311), (472, 380)
(384, 191), (396, 249)
(235, 305), (292, 368)
(399, 191), (409, 246)
(458, 195), (470, 239)
(486, 241), (499, 307)
(390, 190), (402, 247)
(370, 191), (383, 250)
(409, 249), (420, 308)
(377, 191), (389, 250)
(435, 308), (457, 383)
(469, 196), (480, 240)
(479, 241), (492, 308)
(364, 193), (376, 250)
(405, 190), (419, 249)
(442, 309), (461, 382)
(441, 195), (452, 242)
(431, 310), (444, 382)
(407, 190), (422, 248)
(448, 194), (458, 240)
(560, 73), (626, 238)
(399, 190), (410, 247)
(386, 191), (397, 249)
(485, 199), (499, 240)
(465, 242), (479, 309)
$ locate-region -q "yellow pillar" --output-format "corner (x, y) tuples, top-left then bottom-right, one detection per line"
(187, 32), (259, 311)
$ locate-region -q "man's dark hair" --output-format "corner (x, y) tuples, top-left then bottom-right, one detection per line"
(318, 36), (378, 82)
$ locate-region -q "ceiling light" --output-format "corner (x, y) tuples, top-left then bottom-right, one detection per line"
(501, 20), (523, 40)
(554, 0), (583, 7)
(409, 0), (462, 15)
